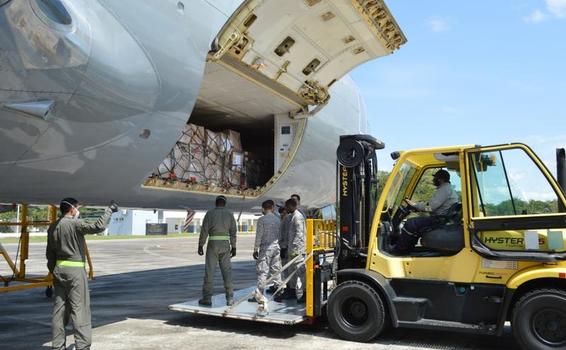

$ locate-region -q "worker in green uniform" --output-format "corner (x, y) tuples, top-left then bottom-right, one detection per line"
(46, 198), (118, 350)
(198, 195), (237, 306)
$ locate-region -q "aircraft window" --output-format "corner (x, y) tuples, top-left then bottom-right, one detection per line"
(470, 148), (561, 217)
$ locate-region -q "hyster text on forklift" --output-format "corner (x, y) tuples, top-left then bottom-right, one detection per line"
(171, 136), (566, 350)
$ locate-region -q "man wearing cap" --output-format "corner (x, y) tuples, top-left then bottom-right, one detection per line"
(198, 195), (238, 306)
(393, 169), (459, 255)
(46, 198), (118, 350)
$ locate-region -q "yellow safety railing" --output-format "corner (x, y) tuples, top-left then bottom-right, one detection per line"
(306, 219), (337, 317)
(0, 204), (95, 293)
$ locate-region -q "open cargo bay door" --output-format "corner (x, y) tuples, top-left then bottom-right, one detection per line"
(211, 0), (406, 112)
(144, 0), (406, 198)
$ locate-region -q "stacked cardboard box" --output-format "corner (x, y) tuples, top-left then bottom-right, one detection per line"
(154, 124), (247, 190)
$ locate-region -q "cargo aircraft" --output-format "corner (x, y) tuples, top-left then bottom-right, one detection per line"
(0, 0), (405, 210)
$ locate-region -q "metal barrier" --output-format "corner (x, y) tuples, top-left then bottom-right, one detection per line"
(0, 204), (94, 294)
(306, 219), (336, 317)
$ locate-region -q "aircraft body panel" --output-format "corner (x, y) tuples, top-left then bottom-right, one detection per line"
(0, 0), (402, 210)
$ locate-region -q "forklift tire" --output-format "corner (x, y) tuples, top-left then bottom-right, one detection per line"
(327, 280), (386, 342)
(512, 288), (566, 350)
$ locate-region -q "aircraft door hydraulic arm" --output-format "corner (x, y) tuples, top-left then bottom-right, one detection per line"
(336, 135), (384, 269)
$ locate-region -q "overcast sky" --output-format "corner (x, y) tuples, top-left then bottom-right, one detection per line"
(351, 0), (566, 173)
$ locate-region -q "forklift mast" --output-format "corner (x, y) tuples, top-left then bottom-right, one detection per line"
(336, 135), (384, 269)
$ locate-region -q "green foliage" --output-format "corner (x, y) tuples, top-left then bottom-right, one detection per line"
(0, 206), (106, 233)
(483, 198), (558, 216)
(375, 171), (390, 200)
(412, 177), (436, 203)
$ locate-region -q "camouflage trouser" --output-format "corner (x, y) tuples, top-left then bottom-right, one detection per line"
(256, 244), (282, 291)
(51, 266), (91, 350)
(287, 252), (305, 294)
(202, 240), (233, 300)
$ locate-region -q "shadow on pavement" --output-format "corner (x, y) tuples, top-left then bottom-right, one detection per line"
(1, 259), (518, 350)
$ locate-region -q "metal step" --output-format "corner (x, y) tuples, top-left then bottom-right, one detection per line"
(398, 318), (497, 334)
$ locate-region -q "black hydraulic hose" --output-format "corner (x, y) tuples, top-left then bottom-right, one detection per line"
(558, 149), (566, 212)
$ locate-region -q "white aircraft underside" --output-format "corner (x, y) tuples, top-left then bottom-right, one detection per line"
(0, 0), (405, 210)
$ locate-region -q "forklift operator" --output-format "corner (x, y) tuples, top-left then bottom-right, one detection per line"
(393, 169), (458, 255)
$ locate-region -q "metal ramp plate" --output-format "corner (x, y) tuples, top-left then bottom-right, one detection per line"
(169, 287), (306, 325)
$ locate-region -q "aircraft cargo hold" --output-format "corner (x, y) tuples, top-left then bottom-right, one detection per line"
(149, 123), (267, 196)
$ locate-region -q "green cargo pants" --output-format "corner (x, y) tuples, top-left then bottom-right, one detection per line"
(202, 240), (234, 301)
(51, 265), (91, 350)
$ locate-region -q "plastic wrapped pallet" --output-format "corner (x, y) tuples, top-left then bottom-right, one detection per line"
(179, 124), (206, 146)
(171, 124), (207, 182)
(222, 130), (244, 188)
(204, 130), (224, 186)
(156, 154), (176, 179)
(174, 143), (206, 183)
(224, 129), (243, 153)
(154, 124), (247, 190)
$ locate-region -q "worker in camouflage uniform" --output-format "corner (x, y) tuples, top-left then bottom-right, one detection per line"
(276, 198), (306, 303)
(250, 200), (283, 302)
(46, 198), (118, 350)
(198, 195), (237, 306)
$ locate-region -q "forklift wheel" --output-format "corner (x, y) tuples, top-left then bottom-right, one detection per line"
(327, 280), (386, 342)
(512, 288), (566, 350)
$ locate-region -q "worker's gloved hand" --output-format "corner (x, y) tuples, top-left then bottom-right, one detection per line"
(280, 248), (287, 259)
(230, 247), (237, 257)
(252, 251), (259, 260)
(198, 246), (204, 256)
(109, 201), (119, 213)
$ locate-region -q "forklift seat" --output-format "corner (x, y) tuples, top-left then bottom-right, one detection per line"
(420, 203), (464, 253)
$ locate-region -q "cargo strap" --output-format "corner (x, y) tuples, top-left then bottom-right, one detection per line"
(56, 260), (86, 267)
(209, 235), (230, 241)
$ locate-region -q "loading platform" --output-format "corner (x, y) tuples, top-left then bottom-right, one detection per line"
(170, 219), (336, 325)
(169, 286), (306, 325)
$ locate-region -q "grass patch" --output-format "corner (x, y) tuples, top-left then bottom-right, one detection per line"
(0, 233), (197, 244)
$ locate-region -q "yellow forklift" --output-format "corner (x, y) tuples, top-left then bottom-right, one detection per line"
(329, 135), (566, 350)
(171, 135), (566, 349)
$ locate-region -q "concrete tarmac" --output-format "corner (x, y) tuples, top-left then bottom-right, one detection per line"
(0, 236), (518, 349)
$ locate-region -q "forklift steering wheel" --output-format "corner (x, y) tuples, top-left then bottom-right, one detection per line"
(403, 198), (418, 211)
(397, 202), (412, 217)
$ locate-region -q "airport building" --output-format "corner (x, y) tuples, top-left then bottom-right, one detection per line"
(107, 209), (260, 236)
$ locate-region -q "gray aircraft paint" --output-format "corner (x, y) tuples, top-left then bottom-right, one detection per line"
(0, 0), (367, 210)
